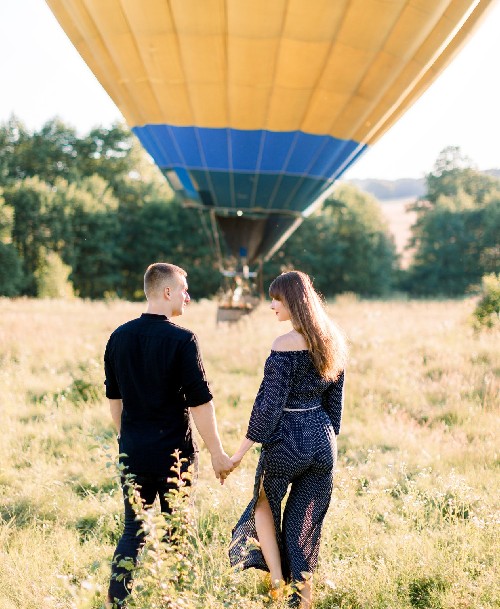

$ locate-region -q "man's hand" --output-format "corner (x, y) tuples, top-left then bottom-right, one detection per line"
(211, 451), (234, 485)
(190, 402), (236, 485)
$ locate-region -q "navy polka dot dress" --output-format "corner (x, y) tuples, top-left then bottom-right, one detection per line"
(229, 350), (345, 587)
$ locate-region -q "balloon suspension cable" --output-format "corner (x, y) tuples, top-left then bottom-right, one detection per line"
(197, 208), (217, 257)
(208, 209), (225, 273)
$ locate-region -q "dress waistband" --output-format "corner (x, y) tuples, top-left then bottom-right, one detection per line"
(283, 405), (321, 412)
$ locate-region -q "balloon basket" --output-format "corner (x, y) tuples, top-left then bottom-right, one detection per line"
(216, 303), (255, 323)
(216, 270), (261, 323)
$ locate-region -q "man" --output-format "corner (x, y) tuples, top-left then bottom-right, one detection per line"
(104, 262), (233, 607)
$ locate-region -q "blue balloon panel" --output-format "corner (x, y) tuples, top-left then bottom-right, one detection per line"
(132, 124), (368, 262)
(133, 125), (366, 186)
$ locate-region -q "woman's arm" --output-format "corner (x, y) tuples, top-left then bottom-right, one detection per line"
(231, 352), (294, 470)
(245, 352), (293, 444)
(322, 371), (345, 435)
(230, 437), (255, 468)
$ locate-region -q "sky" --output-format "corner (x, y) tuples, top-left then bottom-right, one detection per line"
(1, 0), (499, 181)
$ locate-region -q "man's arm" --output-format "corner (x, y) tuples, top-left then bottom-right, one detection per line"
(189, 401), (233, 484)
(109, 399), (123, 436)
(104, 338), (122, 438)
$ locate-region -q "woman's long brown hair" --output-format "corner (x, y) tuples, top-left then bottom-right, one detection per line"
(269, 271), (347, 380)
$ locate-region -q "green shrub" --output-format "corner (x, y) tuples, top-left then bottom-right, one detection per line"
(472, 273), (500, 330)
(408, 575), (447, 609)
(35, 250), (74, 298)
(30, 359), (103, 407)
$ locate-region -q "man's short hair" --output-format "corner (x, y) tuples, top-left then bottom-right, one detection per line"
(144, 263), (187, 299)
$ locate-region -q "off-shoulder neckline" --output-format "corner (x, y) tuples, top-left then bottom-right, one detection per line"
(270, 349), (309, 354)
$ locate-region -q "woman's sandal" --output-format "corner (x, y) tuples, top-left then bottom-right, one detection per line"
(269, 579), (286, 601)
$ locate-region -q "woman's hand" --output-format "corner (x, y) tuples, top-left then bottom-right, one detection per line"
(230, 437), (255, 472)
(230, 453), (244, 469)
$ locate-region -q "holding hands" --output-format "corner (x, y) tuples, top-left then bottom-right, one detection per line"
(211, 450), (235, 485)
(190, 401), (247, 485)
(224, 437), (255, 481)
(190, 401), (255, 485)
(210, 449), (244, 485)
(210, 439), (253, 485)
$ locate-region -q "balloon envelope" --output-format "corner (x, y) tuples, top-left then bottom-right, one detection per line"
(46, 0), (493, 264)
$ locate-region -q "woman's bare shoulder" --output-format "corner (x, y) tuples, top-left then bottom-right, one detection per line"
(271, 331), (308, 352)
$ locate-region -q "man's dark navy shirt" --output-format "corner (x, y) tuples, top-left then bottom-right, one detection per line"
(104, 313), (213, 475)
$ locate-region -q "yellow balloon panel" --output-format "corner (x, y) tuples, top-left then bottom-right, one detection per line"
(228, 0), (287, 38)
(47, 0), (493, 144)
(281, 0), (347, 41)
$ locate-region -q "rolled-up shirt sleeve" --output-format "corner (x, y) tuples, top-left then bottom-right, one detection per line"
(322, 370), (345, 435)
(104, 338), (122, 399)
(246, 352), (294, 444)
(179, 335), (213, 407)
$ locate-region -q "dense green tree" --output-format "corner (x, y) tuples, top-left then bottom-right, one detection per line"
(112, 171), (175, 297)
(0, 117), (137, 188)
(0, 118), (79, 185)
(0, 189), (24, 296)
(0, 242), (24, 296)
(3, 174), (124, 298)
(64, 176), (121, 298)
(5, 177), (55, 295)
(0, 189), (13, 240)
(409, 195), (500, 295)
(422, 146), (498, 207)
(406, 148), (500, 295)
(480, 197), (500, 274)
(264, 184), (398, 296)
(117, 198), (220, 300)
(72, 123), (137, 189)
(0, 117), (31, 185)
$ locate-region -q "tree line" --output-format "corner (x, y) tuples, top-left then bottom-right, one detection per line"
(0, 118), (498, 299)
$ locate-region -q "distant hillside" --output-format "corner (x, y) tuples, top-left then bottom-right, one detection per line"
(346, 177), (425, 200)
(485, 168), (500, 179)
(347, 168), (500, 200)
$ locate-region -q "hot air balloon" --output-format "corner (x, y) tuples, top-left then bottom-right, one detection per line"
(46, 0), (493, 318)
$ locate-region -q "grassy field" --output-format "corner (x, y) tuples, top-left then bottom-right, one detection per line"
(0, 297), (498, 609)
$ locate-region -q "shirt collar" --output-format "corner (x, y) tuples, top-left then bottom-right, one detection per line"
(141, 313), (169, 321)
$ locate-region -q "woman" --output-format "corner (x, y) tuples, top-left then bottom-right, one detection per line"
(229, 271), (347, 608)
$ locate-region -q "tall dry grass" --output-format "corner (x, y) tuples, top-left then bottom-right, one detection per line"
(0, 297), (498, 609)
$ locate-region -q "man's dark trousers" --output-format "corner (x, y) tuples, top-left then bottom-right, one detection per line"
(108, 456), (194, 607)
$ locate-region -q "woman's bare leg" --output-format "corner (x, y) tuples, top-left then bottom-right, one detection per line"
(298, 577), (313, 609)
(254, 490), (283, 586)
